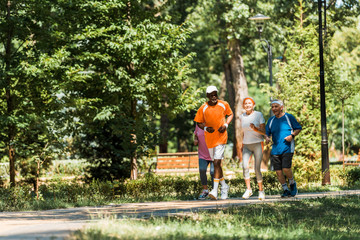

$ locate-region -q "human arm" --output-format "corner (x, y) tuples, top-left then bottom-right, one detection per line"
(284, 129), (301, 142)
(250, 123), (266, 136)
(265, 121), (271, 144)
(284, 114), (302, 142)
(194, 134), (199, 146)
(265, 135), (272, 144)
(197, 122), (215, 133)
(218, 113), (233, 133)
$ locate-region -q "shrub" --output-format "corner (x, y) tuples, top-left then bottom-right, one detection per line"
(345, 167), (360, 187)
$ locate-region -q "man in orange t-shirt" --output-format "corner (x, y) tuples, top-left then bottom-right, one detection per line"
(194, 86), (233, 200)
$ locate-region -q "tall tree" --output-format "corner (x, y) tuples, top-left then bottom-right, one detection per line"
(58, 0), (196, 180)
(328, 15), (360, 157)
(269, 1), (324, 181)
(0, 1), (64, 187)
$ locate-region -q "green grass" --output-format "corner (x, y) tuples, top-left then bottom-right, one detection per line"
(71, 196), (360, 240)
(0, 164), (359, 212)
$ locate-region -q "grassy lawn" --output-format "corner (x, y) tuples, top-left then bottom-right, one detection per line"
(71, 195), (360, 240)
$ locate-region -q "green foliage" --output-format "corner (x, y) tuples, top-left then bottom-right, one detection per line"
(116, 172), (281, 199)
(327, 15), (360, 152)
(268, 3), (322, 180)
(53, 0), (197, 179)
(345, 167), (360, 187)
(0, 0), (67, 186)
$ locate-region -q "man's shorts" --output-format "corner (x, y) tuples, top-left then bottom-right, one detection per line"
(271, 153), (294, 170)
(208, 144), (225, 160)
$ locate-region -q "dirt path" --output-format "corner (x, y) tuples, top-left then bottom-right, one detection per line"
(0, 190), (359, 240)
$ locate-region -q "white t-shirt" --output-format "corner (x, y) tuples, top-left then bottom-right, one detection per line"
(241, 111), (265, 144)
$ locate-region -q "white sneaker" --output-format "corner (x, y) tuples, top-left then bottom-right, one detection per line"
(242, 189), (253, 199)
(208, 189), (218, 200)
(258, 191), (265, 200)
(220, 184), (230, 200)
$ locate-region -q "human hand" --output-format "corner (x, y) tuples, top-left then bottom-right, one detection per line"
(218, 125), (226, 133)
(194, 139), (198, 146)
(205, 127), (215, 133)
(284, 135), (293, 142)
(250, 123), (257, 131)
(265, 135), (271, 144)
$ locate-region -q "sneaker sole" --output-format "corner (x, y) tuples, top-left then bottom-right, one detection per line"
(209, 194), (217, 200)
(290, 191), (298, 197)
(242, 194), (253, 199)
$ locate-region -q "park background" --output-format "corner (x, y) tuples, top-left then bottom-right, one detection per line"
(0, 0), (360, 207)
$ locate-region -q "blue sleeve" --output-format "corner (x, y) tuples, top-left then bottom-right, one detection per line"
(265, 121), (271, 136)
(288, 113), (302, 130)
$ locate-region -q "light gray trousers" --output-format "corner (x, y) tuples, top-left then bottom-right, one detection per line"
(242, 142), (263, 182)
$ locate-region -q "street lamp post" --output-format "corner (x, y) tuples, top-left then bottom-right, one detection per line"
(318, 0), (331, 185)
(249, 14), (273, 115)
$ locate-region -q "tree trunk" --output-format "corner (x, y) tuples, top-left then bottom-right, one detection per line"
(6, 1), (16, 187)
(342, 100), (345, 162)
(130, 99), (138, 180)
(159, 114), (169, 153)
(222, 54), (238, 159)
(36, 160), (40, 200)
(227, 39), (248, 161)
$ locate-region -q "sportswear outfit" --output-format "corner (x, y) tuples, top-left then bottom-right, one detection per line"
(194, 100), (233, 160)
(266, 112), (302, 198)
(241, 111), (265, 183)
(265, 113), (302, 170)
(194, 99), (233, 200)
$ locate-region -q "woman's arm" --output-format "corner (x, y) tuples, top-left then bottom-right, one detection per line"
(250, 123), (266, 136)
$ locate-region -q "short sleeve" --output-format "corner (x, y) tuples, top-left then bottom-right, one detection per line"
(288, 114), (302, 130)
(194, 105), (205, 123)
(224, 101), (233, 116)
(265, 119), (271, 136)
(259, 112), (265, 124)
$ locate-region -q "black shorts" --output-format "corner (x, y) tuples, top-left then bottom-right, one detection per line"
(271, 153), (294, 171)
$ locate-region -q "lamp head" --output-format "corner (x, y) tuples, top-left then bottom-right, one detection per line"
(249, 14), (271, 35)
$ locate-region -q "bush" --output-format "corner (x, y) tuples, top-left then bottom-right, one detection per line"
(345, 167), (360, 187)
(115, 172), (281, 199)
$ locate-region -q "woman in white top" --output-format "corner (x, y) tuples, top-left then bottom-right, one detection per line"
(240, 97), (266, 200)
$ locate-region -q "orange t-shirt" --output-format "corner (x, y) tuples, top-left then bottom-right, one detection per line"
(194, 100), (233, 148)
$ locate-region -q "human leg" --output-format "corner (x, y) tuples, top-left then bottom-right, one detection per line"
(242, 145), (252, 189)
(281, 153), (297, 196)
(272, 154), (291, 197)
(209, 145), (228, 200)
(252, 143), (264, 191)
(198, 158), (209, 189)
(209, 161), (214, 188)
(242, 145), (253, 199)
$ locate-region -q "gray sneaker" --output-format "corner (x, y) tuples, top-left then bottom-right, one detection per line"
(198, 190), (209, 200)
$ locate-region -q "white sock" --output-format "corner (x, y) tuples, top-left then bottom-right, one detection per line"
(282, 183), (289, 191)
(220, 177), (226, 186)
(213, 179), (220, 190)
(289, 178), (295, 185)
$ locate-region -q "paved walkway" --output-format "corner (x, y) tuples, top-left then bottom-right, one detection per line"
(0, 190), (359, 240)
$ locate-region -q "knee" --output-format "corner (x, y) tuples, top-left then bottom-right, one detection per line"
(213, 160), (221, 168)
(199, 164), (207, 172)
(242, 161), (249, 169)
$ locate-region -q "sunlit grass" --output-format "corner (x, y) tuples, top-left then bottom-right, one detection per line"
(71, 195), (360, 240)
